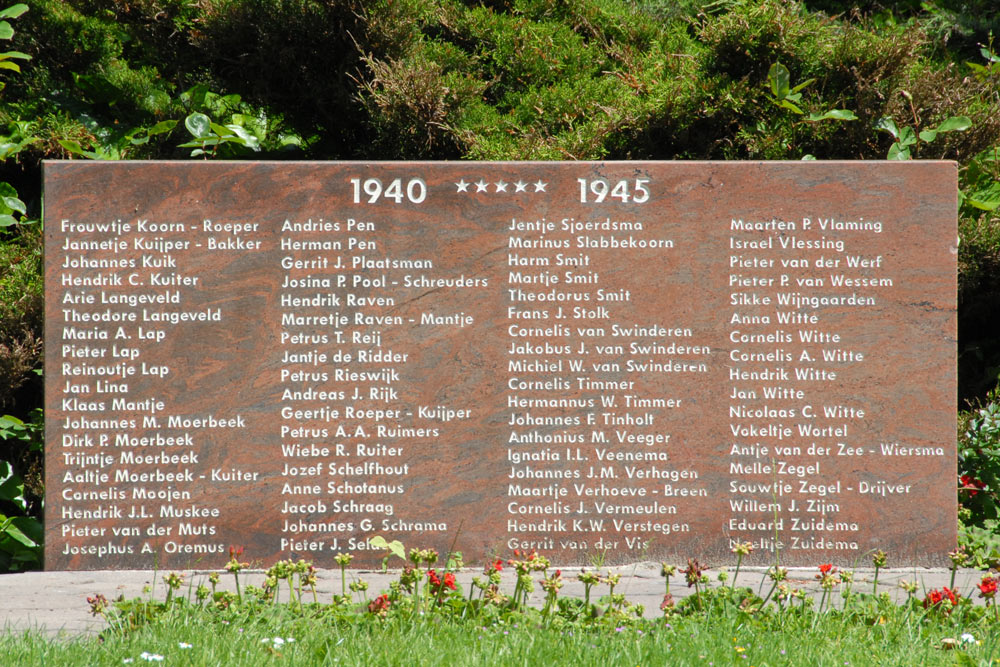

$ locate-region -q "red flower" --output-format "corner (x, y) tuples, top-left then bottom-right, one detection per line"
(960, 475), (987, 496)
(492, 559), (503, 571)
(818, 564), (834, 574)
(978, 577), (997, 599)
(368, 594), (391, 615)
(924, 587), (961, 610)
(427, 569), (457, 593)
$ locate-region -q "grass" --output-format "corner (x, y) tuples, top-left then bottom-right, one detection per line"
(2, 588), (999, 666)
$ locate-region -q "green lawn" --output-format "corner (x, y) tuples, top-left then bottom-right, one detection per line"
(3, 592), (998, 666)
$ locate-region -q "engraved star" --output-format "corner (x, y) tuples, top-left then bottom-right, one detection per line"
(475, 179), (489, 192)
(534, 180), (548, 192)
(514, 180), (528, 192)
(495, 180), (508, 193)
(455, 179), (469, 193)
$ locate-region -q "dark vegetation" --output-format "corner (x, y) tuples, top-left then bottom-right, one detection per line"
(1, 0), (999, 570)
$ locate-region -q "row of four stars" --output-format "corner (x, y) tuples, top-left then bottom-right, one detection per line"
(455, 179), (547, 193)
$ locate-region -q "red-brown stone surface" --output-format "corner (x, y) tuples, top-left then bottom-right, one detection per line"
(44, 161), (956, 570)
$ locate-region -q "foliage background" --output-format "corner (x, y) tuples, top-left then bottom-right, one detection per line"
(2, 0), (999, 569)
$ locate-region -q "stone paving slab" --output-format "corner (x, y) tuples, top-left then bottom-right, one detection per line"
(0, 566), (989, 638)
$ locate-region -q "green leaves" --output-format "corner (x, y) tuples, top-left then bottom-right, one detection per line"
(918, 116), (971, 143)
(0, 3), (29, 77)
(58, 120), (177, 160)
(179, 102), (268, 157)
(766, 62), (856, 126)
(767, 62), (811, 114)
(768, 62), (791, 99)
(369, 535), (406, 572)
(0, 181), (25, 227)
(0, 456), (42, 571)
(877, 115), (971, 159)
(0, 4), (27, 19)
(185, 112), (211, 138)
(127, 120), (178, 146)
(0, 120), (36, 159)
(965, 182), (1000, 212)
(805, 109), (857, 122)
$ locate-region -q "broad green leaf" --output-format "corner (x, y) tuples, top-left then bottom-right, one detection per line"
(0, 60), (19, 72)
(57, 139), (99, 159)
(0, 473), (24, 508)
(0, 519), (36, 548)
(56, 138), (81, 153)
(981, 46), (1000, 63)
(129, 120), (178, 145)
(184, 112), (211, 138)
(790, 77), (815, 93)
(209, 122), (235, 137)
(128, 132), (150, 146)
(966, 61), (990, 74)
(897, 125), (917, 147)
(2, 195), (24, 214)
(180, 83), (210, 109)
(0, 414), (25, 427)
(0, 5), (28, 19)
(147, 120), (177, 136)
(368, 535), (405, 560)
(875, 117), (900, 139)
(801, 154), (817, 160)
(0, 22), (12, 40)
(768, 62), (790, 98)
(0, 213), (15, 227)
(225, 124), (259, 149)
(0, 50), (28, 59)
(966, 182), (1000, 211)
(220, 93), (241, 108)
(11, 515), (42, 544)
(935, 116), (971, 133)
(178, 137), (222, 148)
(887, 143), (911, 160)
(806, 109), (858, 122)
(918, 129), (938, 142)
(0, 181), (16, 198)
(778, 99), (803, 114)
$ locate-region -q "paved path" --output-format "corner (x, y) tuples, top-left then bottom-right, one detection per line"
(0, 566), (988, 637)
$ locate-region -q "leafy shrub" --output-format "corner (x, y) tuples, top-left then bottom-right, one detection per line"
(192, 0), (374, 157)
(959, 388), (1000, 526)
(0, 408), (42, 571)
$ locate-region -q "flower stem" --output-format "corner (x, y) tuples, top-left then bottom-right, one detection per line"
(761, 580), (778, 607)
